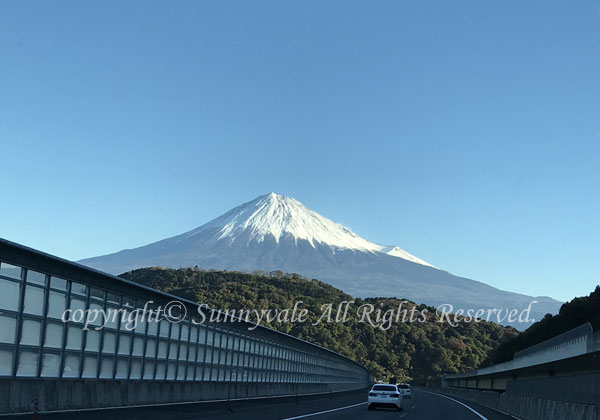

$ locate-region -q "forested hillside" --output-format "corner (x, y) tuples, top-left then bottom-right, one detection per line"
(120, 267), (517, 382)
(485, 286), (600, 365)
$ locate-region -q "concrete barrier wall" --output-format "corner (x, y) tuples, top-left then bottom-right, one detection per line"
(0, 378), (369, 414)
(506, 373), (600, 406)
(437, 387), (600, 420)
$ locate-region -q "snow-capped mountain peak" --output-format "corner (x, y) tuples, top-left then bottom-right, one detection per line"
(186, 193), (433, 267)
(203, 192), (375, 248)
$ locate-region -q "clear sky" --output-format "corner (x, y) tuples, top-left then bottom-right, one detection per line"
(1, 1), (598, 302)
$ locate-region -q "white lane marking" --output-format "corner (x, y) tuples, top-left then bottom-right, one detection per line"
(278, 402), (368, 420)
(418, 389), (488, 420)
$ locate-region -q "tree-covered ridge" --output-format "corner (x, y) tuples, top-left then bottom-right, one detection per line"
(120, 267), (517, 383)
(486, 285), (600, 365)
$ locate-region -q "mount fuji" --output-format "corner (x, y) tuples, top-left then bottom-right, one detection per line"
(79, 193), (561, 328)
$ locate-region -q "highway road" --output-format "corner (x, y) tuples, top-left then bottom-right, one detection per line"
(10, 388), (515, 420)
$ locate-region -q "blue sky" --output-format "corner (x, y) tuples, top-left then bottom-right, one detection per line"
(1, 1), (598, 302)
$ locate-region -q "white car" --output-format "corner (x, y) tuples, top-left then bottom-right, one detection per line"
(397, 383), (412, 399)
(367, 384), (404, 411)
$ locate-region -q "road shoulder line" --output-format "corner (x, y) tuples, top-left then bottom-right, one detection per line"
(420, 388), (523, 420)
(278, 402), (368, 420)
(419, 389), (489, 420)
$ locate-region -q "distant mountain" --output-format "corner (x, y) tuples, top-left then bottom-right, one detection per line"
(79, 193), (561, 328)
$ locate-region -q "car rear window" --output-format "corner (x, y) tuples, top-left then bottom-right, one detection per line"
(398, 384), (410, 389)
(372, 385), (397, 391)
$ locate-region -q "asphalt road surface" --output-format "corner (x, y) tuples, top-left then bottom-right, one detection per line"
(10, 388), (516, 420)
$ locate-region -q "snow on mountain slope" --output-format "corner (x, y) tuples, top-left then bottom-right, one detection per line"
(183, 193), (434, 267)
(377, 245), (435, 267)
(79, 192), (561, 329)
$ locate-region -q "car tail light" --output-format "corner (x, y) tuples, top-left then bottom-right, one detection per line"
(368, 392), (376, 397)
(390, 393), (400, 398)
